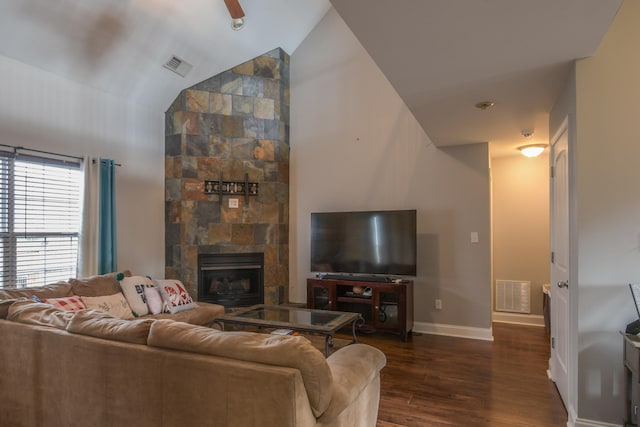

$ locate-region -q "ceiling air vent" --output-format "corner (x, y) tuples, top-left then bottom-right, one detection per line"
(163, 55), (193, 77)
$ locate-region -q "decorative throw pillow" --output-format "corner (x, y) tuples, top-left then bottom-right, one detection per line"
(80, 293), (134, 320)
(154, 279), (197, 314)
(118, 275), (154, 317)
(43, 295), (87, 311)
(143, 286), (167, 315)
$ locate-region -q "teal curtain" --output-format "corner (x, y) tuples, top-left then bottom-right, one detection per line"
(98, 158), (117, 274)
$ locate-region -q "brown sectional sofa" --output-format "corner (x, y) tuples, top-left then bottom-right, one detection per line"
(0, 274), (386, 427)
(0, 272), (225, 326)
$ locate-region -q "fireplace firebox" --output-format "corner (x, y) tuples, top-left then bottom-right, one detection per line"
(198, 253), (264, 308)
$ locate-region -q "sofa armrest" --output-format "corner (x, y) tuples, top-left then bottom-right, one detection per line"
(317, 343), (386, 423)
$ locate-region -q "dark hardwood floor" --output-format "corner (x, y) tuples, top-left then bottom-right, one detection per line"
(344, 322), (568, 427)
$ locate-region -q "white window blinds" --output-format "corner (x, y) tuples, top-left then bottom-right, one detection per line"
(0, 153), (82, 288)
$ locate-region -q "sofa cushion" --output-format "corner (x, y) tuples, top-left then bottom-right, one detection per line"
(7, 300), (76, 329)
(119, 275), (155, 317)
(145, 302), (224, 326)
(80, 293), (135, 320)
(0, 281), (73, 301)
(43, 295), (87, 311)
(66, 310), (154, 345)
(154, 279), (197, 313)
(148, 320), (333, 417)
(69, 270), (131, 297)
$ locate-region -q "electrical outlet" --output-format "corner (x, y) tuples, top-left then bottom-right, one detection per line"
(435, 299), (442, 310)
(229, 198), (239, 208)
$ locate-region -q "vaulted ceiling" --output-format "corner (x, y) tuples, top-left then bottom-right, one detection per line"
(331, 0), (622, 157)
(0, 0), (622, 157)
(0, 0), (331, 111)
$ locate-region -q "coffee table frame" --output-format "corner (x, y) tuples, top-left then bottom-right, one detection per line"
(212, 304), (363, 356)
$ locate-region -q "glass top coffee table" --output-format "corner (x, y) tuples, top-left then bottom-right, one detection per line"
(212, 304), (363, 356)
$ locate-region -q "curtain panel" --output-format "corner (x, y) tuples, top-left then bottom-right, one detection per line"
(98, 159), (117, 274)
(78, 156), (99, 277)
(78, 157), (117, 277)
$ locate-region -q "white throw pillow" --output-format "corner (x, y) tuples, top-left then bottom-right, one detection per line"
(143, 286), (167, 315)
(80, 293), (135, 320)
(154, 279), (197, 314)
(119, 275), (154, 317)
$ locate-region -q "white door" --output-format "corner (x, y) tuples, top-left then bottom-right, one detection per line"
(550, 121), (570, 408)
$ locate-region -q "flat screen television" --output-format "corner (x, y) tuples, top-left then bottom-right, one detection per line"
(310, 209), (417, 277)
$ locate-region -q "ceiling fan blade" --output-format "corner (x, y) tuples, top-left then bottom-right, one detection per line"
(224, 0), (245, 19)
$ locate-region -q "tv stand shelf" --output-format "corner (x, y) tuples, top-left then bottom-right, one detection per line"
(307, 278), (413, 340)
(338, 296), (373, 305)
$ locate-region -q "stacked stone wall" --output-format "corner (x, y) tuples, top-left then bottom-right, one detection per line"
(164, 48), (289, 305)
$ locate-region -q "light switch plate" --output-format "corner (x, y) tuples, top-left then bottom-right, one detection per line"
(471, 232), (479, 243)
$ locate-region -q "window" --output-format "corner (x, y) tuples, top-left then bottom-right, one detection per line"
(0, 153), (82, 288)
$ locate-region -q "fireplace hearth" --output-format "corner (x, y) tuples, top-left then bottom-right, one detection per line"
(198, 253), (264, 308)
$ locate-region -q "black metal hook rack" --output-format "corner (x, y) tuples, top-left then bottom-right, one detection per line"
(204, 173), (259, 204)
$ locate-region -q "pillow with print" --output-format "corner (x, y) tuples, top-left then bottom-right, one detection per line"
(119, 275), (155, 317)
(43, 295), (87, 311)
(154, 279), (197, 314)
(80, 293), (134, 320)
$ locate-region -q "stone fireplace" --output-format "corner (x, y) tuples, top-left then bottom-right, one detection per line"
(164, 48), (290, 306)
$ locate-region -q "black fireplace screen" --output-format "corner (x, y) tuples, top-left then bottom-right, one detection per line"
(198, 253), (264, 308)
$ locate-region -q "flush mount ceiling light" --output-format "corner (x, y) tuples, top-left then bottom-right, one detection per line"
(224, 0), (246, 30)
(474, 101), (495, 110)
(518, 144), (547, 158)
(517, 129), (547, 157)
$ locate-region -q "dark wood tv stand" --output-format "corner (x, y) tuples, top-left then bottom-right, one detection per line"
(307, 277), (414, 340)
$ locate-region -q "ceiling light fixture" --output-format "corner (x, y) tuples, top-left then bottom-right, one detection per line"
(224, 0), (246, 31)
(518, 144), (547, 158)
(474, 101), (495, 110)
(517, 129), (547, 157)
(231, 17), (245, 30)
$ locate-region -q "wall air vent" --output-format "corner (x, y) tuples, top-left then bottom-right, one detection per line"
(496, 280), (531, 313)
(163, 55), (193, 77)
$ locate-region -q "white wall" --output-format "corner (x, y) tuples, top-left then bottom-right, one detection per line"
(574, 0), (640, 423)
(290, 8), (492, 336)
(0, 55), (165, 278)
(550, 0), (640, 424)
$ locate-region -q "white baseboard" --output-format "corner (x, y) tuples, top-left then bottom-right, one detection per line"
(569, 405), (621, 427)
(573, 418), (621, 427)
(567, 405), (577, 427)
(413, 321), (493, 341)
(492, 312), (545, 327)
